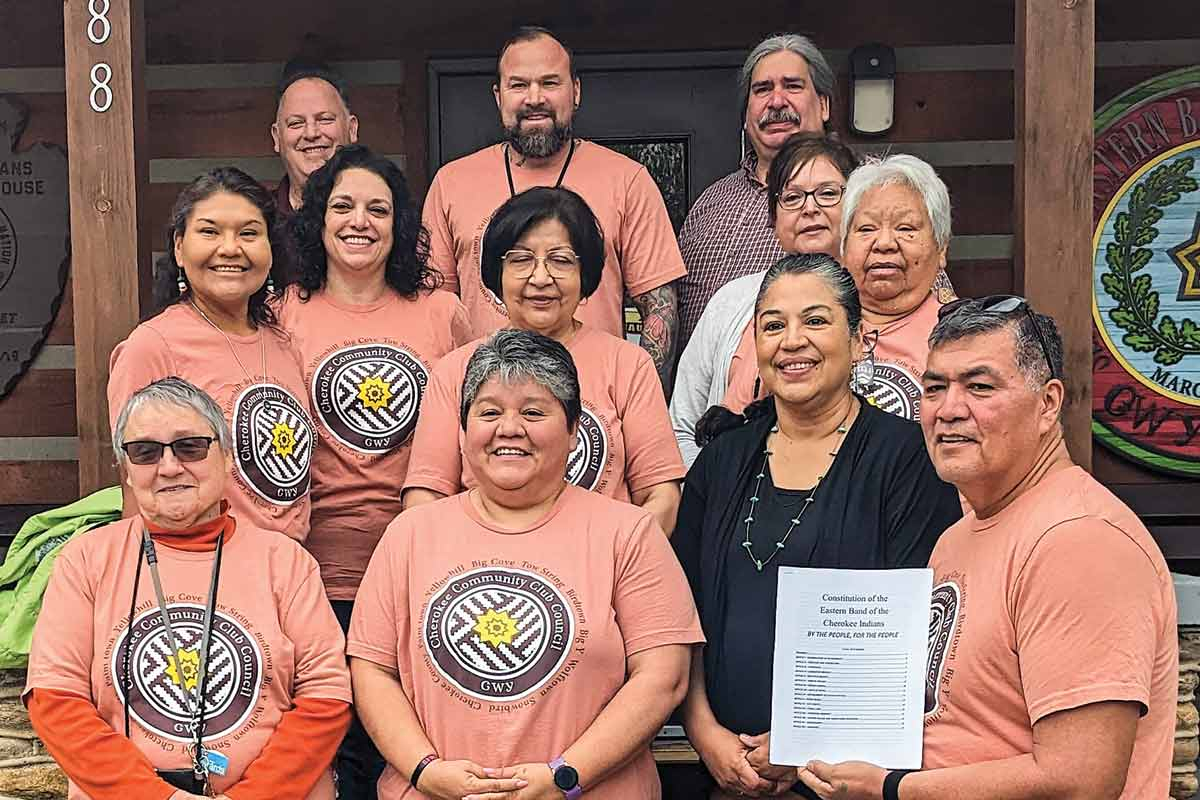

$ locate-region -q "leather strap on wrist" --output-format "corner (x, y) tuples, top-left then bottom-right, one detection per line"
(883, 769), (914, 800)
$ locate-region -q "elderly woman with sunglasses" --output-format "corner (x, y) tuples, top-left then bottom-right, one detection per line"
(26, 378), (351, 800)
(403, 186), (684, 535)
(671, 134), (860, 467)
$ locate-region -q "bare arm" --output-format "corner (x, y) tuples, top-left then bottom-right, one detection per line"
(630, 481), (681, 537)
(798, 700), (1141, 800)
(632, 283), (679, 394)
(402, 487), (446, 511)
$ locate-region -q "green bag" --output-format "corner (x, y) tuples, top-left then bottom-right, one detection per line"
(0, 486), (123, 668)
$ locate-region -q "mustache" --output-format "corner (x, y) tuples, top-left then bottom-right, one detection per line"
(758, 107), (802, 128)
(517, 106), (557, 123)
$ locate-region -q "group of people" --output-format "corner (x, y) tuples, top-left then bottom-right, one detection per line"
(21, 23), (1177, 800)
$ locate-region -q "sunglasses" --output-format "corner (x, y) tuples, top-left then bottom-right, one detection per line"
(121, 436), (216, 466)
(937, 295), (1059, 381)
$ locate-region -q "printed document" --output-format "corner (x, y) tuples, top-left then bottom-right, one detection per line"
(769, 567), (932, 768)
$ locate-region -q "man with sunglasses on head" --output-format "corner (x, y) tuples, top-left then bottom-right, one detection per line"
(793, 298), (1176, 800)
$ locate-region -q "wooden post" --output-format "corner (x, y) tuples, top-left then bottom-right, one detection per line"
(63, 0), (150, 493)
(1015, 0), (1095, 470)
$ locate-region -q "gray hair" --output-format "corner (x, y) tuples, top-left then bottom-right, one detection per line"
(928, 301), (1064, 389)
(755, 252), (862, 337)
(112, 377), (232, 463)
(460, 329), (581, 431)
(841, 154), (952, 252)
(741, 34), (835, 125)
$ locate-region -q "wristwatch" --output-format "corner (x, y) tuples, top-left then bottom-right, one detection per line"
(548, 756), (582, 799)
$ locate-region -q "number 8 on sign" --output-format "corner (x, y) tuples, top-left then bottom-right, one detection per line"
(90, 63), (113, 113)
(87, 0), (112, 44)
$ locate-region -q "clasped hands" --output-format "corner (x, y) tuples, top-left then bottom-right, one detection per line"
(417, 758), (564, 800)
(699, 728), (887, 800)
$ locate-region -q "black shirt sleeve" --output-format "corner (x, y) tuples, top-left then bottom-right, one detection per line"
(672, 446), (711, 613)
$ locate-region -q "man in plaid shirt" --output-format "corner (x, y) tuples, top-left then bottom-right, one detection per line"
(676, 34), (835, 348)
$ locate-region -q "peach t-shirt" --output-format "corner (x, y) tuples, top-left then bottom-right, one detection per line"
(347, 486), (704, 799)
(275, 287), (471, 600)
(422, 141), (687, 339)
(923, 464), (1176, 798)
(25, 517), (353, 799)
(108, 304), (316, 540)
(404, 325), (685, 500)
(721, 290), (947, 420)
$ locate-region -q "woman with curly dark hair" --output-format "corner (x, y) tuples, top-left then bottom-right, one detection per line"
(109, 166), (317, 542)
(276, 143), (469, 799)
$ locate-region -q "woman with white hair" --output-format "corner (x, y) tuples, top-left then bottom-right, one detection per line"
(839, 153), (957, 422)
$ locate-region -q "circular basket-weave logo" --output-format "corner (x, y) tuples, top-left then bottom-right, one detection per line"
(311, 344), (428, 453)
(925, 581), (960, 717)
(111, 605), (263, 742)
(862, 362), (923, 422)
(565, 409), (607, 491)
(424, 568), (574, 701)
(233, 383), (314, 504)
(0, 205), (17, 293)
(1092, 66), (1200, 476)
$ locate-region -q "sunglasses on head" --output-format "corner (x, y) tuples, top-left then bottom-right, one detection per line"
(937, 294), (1059, 381)
(121, 436), (216, 466)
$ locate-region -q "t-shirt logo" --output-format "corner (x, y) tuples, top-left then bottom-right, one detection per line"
(423, 568), (574, 701)
(233, 383), (314, 505)
(311, 344), (428, 453)
(566, 409), (608, 491)
(111, 605), (263, 742)
(474, 212), (510, 315)
(925, 580), (961, 718)
(863, 362), (923, 422)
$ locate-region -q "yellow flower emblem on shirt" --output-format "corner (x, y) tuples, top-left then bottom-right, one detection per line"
(357, 376), (393, 411)
(473, 609), (519, 648)
(271, 421), (297, 458)
(165, 648), (200, 691)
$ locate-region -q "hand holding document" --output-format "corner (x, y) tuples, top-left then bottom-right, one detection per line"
(769, 567), (932, 769)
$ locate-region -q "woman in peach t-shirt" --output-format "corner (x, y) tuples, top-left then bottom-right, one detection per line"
(349, 329), (703, 800)
(403, 187), (684, 535)
(109, 168), (316, 541)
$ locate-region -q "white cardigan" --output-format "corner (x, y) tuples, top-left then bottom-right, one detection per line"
(669, 270), (766, 467)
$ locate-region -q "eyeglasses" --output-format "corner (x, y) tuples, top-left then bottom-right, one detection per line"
(937, 294), (1060, 381)
(121, 436), (216, 466)
(501, 249), (581, 279)
(777, 184), (844, 211)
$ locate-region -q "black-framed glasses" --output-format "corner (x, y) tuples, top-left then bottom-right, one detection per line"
(501, 248), (581, 279)
(121, 436), (216, 466)
(937, 294), (1060, 381)
(777, 184), (844, 211)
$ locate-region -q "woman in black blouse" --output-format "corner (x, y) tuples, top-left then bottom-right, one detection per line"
(673, 253), (961, 799)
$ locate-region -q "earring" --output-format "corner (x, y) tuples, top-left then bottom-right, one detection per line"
(266, 276), (276, 294)
(177, 272), (187, 295)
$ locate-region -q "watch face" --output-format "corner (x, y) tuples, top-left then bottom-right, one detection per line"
(553, 765), (579, 790)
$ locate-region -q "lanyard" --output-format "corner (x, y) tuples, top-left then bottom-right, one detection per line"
(505, 138), (576, 197)
(123, 524), (224, 780)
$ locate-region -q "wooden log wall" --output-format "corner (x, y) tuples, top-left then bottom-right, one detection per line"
(0, 1), (1196, 541)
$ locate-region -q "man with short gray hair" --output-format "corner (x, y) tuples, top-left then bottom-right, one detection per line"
(675, 33), (833, 348)
(795, 298), (1176, 800)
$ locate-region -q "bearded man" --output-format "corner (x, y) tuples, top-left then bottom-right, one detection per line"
(422, 26), (687, 391)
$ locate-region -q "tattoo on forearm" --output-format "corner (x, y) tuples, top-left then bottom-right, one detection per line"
(633, 284), (678, 395)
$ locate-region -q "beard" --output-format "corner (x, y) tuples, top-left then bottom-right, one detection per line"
(505, 110), (573, 159)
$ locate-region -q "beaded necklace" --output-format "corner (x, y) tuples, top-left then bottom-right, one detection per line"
(740, 407), (854, 572)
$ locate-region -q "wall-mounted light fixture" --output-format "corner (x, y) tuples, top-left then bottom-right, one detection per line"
(850, 44), (896, 136)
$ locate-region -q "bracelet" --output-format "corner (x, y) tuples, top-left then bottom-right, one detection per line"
(883, 769), (915, 800)
(410, 753), (438, 788)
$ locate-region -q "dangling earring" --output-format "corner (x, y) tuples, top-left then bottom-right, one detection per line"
(266, 276), (276, 294)
(177, 271), (188, 296)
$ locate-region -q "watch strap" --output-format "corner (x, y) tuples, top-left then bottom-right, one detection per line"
(548, 756), (582, 799)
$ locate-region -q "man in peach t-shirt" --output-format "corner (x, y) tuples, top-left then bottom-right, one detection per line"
(796, 298), (1176, 800)
(422, 26), (686, 390)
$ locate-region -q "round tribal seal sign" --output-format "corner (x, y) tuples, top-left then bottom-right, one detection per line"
(233, 383), (314, 504)
(423, 568), (574, 701)
(862, 362), (923, 422)
(1092, 66), (1200, 476)
(565, 408), (608, 491)
(111, 605), (263, 742)
(311, 344), (428, 454)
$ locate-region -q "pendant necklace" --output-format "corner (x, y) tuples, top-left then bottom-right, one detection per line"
(191, 302), (267, 385)
(740, 405), (855, 572)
